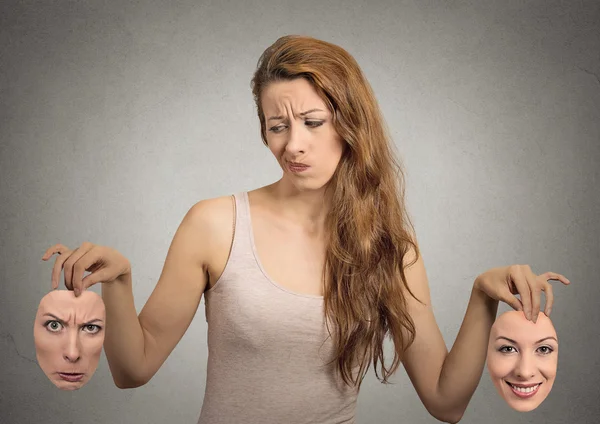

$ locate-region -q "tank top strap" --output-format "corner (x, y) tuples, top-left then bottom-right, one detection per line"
(226, 191), (255, 267)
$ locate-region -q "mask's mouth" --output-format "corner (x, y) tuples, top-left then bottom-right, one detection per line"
(57, 372), (85, 382)
(505, 380), (542, 396)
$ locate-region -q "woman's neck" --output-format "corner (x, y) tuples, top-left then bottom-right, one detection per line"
(265, 180), (332, 236)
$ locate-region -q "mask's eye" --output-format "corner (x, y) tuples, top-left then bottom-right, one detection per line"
(537, 345), (554, 355)
(44, 320), (63, 332)
(498, 345), (517, 354)
(82, 324), (102, 334)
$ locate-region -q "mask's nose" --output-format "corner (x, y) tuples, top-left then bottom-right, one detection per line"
(63, 330), (81, 363)
(514, 352), (536, 380)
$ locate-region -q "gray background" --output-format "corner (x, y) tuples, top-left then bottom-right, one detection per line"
(1, 0), (598, 423)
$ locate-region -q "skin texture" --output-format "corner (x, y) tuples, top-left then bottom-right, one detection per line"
(262, 78), (344, 197)
(487, 310), (558, 411)
(33, 290), (105, 390)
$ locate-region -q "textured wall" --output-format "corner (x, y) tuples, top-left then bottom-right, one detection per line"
(1, 0), (598, 423)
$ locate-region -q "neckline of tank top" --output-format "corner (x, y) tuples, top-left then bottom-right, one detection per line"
(243, 191), (325, 300)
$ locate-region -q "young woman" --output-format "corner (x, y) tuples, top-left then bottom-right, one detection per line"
(42, 35), (570, 424)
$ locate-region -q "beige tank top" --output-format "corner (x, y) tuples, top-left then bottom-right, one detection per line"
(197, 192), (359, 424)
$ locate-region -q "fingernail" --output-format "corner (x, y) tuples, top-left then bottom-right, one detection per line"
(74, 288), (79, 297)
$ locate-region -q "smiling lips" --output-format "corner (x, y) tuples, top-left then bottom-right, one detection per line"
(505, 380), (542, 398)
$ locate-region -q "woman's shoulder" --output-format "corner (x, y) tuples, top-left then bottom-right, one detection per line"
(186, 193), (243, 287)
(188, 186), (266, 225)
(187, 194), (236, 231)
(192, 193), (235, 212)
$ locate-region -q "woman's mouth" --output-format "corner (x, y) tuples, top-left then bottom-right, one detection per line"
(505, 380), (542, 398)
(58, 373), (84, 382)
(287, 162), (310, 173)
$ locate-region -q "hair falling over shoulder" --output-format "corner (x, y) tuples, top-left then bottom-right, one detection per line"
(251, 35), (423, 388)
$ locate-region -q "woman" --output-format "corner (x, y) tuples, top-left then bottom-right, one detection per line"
(41, 35), (570, 424)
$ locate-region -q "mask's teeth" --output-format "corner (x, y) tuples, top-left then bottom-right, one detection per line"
(509, 382), (540, 393)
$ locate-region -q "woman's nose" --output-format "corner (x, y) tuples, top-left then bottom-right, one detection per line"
(285, 122), (306, 154)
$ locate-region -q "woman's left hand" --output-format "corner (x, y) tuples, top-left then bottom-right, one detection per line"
(474, 265), (571, 323)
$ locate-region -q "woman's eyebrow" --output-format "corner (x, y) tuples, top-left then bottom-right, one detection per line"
(298, 108), (324, 116)
(267, 108), (325, 121)
(496, 336), (558, 344)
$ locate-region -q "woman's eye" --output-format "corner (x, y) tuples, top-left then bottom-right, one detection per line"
(268, 125), (286, 133)
(45, 320), (63, 332)
(83, 325), (101, 334)
(305, 120), (324, 128)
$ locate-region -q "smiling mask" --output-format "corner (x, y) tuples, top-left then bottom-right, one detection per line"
(33, 290), (105, 390)
(486, 310), (558, 411)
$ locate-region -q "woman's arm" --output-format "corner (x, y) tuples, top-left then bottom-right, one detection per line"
(431, 285), (498, 420)
(399, 249), (497, 424)
(400, 248), (568, 423)
(102, 199), (223, 388)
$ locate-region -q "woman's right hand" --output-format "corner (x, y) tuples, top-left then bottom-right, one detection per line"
(42, 242), (131, 296)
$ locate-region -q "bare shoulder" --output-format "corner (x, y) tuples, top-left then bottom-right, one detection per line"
(188, 195), (236, 287)
(188, 195), (234, 230)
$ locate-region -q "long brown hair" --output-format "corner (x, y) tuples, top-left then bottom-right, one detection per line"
(251, 35), (423, 387)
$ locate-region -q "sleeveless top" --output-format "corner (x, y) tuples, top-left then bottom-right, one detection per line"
(197, 192), (359, 424)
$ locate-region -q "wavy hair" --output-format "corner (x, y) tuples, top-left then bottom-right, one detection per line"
(251, 35), (423, 387)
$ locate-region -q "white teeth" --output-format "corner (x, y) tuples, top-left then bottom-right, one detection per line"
(510, 383), (539, 393)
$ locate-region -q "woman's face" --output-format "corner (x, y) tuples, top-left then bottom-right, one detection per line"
(486, 311), (558, 411)
(261, 78), (344, 192)
(33, 290), (105, 391)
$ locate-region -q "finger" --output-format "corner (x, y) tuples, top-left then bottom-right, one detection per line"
(542, 283), (554, 316)
(526, 270), (542, 323)
(64, 246), (92, 296)
(542, 272), (571, 285)
(62, 249), (77, 291)
(501, 294), (525, 313)
(81, 266), (111, 290)
(42, 244), (69, 261)
(510, 267), (533, 321)
(72, 247), (101, 295)
(51, 249), (73, 290)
